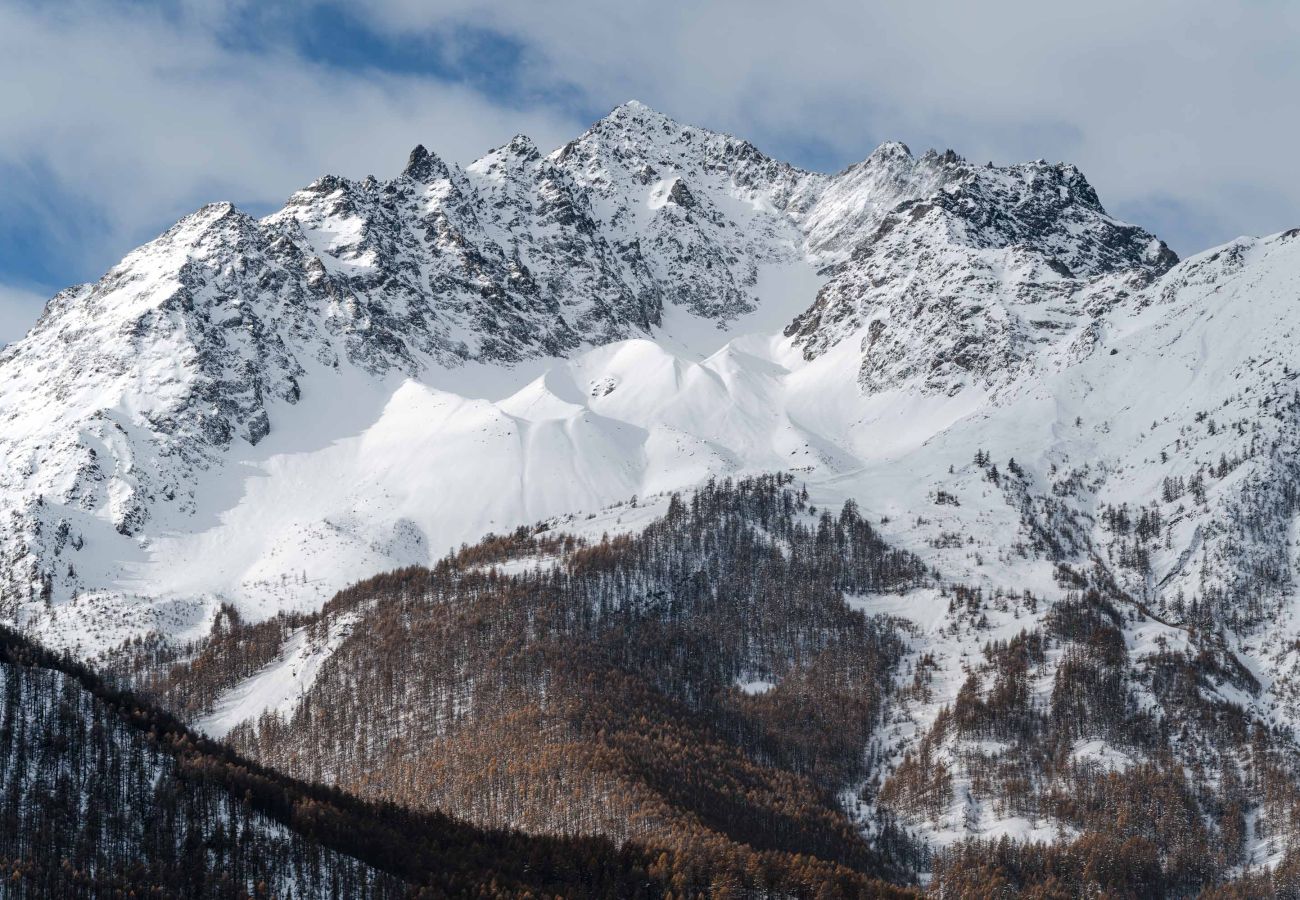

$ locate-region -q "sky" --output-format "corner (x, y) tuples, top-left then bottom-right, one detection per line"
(1, 0), (1297, 343)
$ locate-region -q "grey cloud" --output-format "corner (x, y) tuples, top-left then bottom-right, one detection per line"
(0, 2), (582, 281)
(0, 284), (48, 346)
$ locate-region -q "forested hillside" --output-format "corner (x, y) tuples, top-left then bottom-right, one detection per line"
(3, 614), (920, 899)
(125, 475), (1300, 897)
(126, 475), (929, 896)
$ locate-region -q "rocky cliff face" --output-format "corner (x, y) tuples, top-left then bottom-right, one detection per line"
(787, 148), (1177, 394)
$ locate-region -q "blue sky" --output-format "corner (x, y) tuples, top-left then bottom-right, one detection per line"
(2, 0), (1298, 342)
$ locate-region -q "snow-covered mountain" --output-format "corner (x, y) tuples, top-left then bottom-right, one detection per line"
(4, 100), (1300, 876)
(0, 101), (1176, 644)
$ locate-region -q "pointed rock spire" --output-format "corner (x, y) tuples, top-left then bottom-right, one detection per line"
(404, 144), (448, 182)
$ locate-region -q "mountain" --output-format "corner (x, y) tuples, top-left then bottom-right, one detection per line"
(3, 100), (1300, 893)
(0, 100), (1172, 653)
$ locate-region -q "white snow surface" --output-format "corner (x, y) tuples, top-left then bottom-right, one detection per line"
(196, 610), (364, 739)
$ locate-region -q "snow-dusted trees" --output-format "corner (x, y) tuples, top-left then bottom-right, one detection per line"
(6, 623), (829, 898)
(0, 627), (402, 898)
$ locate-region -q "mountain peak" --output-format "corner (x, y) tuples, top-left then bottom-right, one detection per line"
(481, 133), (541, 164)
(186, 200), (241, 225)
(403, 143), (449, 181)
(468, 135), (546, 180)
(156, 200), (256, 251)
(506, 133), (539, 156)
(591, 98), (700, 138)
(868, 140), (914, 162)
(611, 98), (656, 117)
